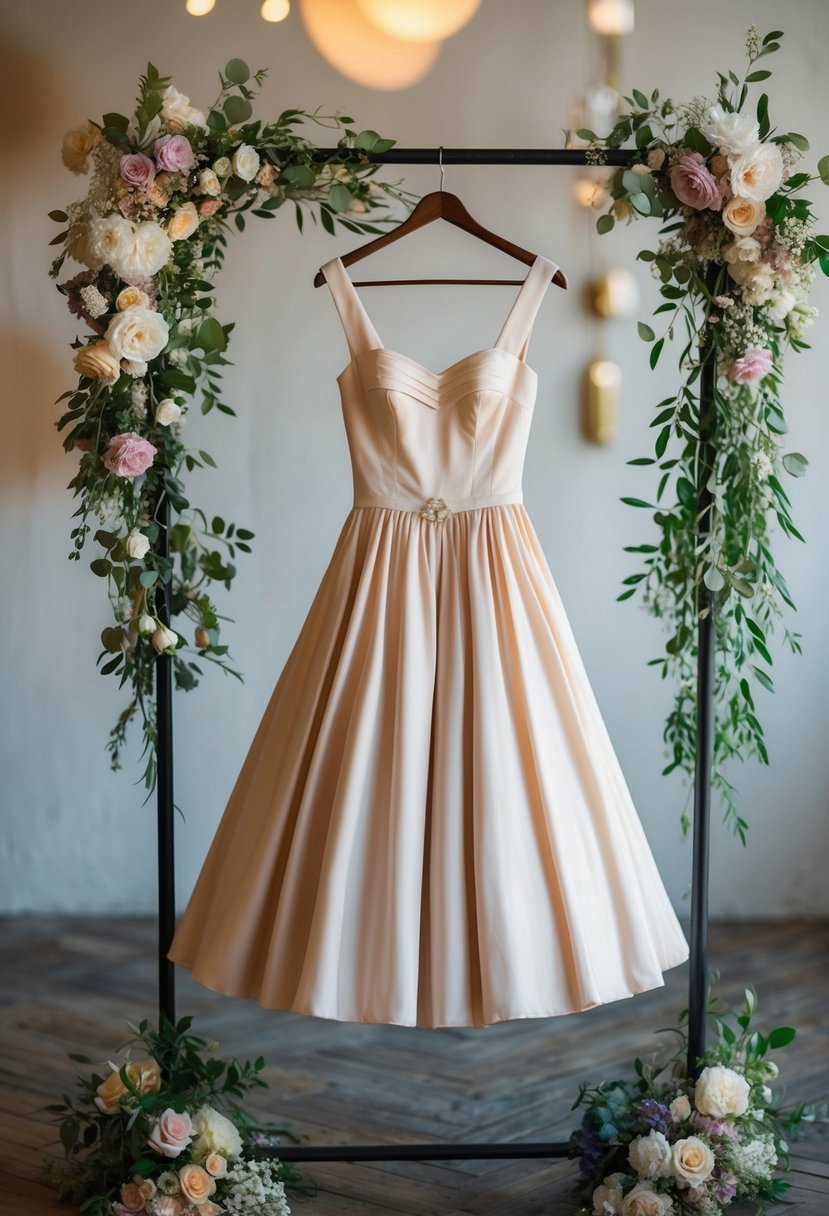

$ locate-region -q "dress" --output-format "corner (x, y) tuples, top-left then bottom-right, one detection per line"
(167, 253), (689, 1028)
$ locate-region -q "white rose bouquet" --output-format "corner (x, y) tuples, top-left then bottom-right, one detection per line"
(48, 58), (411, 793)
(568, 986), (813, 1216)
(40, 1014), (307, 1216)
(567, 26), (829, 842)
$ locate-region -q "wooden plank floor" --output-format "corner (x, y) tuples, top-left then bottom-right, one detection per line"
(1, 917), (827, 1214)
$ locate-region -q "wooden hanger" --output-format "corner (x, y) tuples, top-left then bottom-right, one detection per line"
(313, 154), (568, 289)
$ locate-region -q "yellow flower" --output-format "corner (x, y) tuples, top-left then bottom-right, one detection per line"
(61, 120), (101, 174)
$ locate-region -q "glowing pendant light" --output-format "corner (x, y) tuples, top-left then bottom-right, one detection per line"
(261, 0), (291, 18)
(300, 0), (441, 90)
(357, 0), (480, 41)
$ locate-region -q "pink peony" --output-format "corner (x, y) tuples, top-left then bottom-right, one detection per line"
(727, 346), (773, 384)
(154, 134), (194, 173)
(669, 151), (723, 211)
(120, 152), (156, 189)
(102, 431), (158, 479)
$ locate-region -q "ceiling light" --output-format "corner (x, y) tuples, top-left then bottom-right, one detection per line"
(357, 0), (480, 42)
(300, 0), (441, 90)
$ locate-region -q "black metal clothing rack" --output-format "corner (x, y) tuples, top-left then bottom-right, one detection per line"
(155, 146), (714, 1164)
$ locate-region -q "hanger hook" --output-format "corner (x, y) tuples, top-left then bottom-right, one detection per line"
(438, 145), (445, 192)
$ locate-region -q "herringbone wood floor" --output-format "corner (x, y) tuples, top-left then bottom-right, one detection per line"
(1, 917), (827, 1214)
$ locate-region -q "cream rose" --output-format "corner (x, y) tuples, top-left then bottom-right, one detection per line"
(88, 215), (135, 273)
(628, 1130), (672, 1180)
(74, 340), (121, 385)
(61, 120), (101, 174)
(621, 1182), (673, 1216)
(105, 305), (169, 362)
(156, 398), (183, 426)
(178, 1162), (216, 1205)
(117, 286), (151, 311)
(120, 221), (174, 281)
(671, 1135), (715, 1187)
(161, 84), (209, 132)
(213, 157), (232, 177)
(168, 202), (200, 242)
(722, 195), (765, 237)
(592, 1171), (626, 1214)
(694, 1065), (750, 1118)
(723, 236), (762, 264)
(198, 168), (222, 197)
(151, 625), (179, 655)
(231, 144), (260, 182)
(669, 1093), (691, 1121)
(204, 1153), (227, 1178)
(125, 529), (151, 559)
(729, 143), (784, 202)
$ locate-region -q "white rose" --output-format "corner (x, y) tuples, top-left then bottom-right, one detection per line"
(232, 144), (260, 182)
(671, 1136), (715, 1188)
(151, 625), (179, 654)
(189, 1105), (243, 1161)
(647, 148), (666, 171)
(628, 1130), (672, 1180)
(138, 614), (157, 635)
(621, 1181), (673, 1216)
(116, 286), (151, 311)
(695, 1066), (751, 1117)
(199, 168), (222, 196)
(119, 220), (174, 280)
(700, 105), (760, 156)
(161, 84), (209, 131)
(723, 236), (762, 264)
(105, 305), (169, 362)
(125, 529), (151, 559)
(722, 195), (765, 237)
(669, 1094), (691, 1122)
(88, 214), (135, 274)
(155, 399), (183, 426)
(729, 142), (784, 202)
(213, 157), (231, 177)
(592, 1171), (627, 1215)
(767, 288), (796, 321)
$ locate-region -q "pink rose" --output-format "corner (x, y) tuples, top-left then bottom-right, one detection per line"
(103, 431), (158, 479)
(121, 153), (156, 189)
(198, 198), (223, 217)
(147, 1108), (193, 1158)
(154, 134), (195, 172)
(669, 151), (723, 211)
(727, 346), (773, 384)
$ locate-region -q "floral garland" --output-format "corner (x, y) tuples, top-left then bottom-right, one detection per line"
(569, 986), (816, 1216)
(570, 28), (828, 839)
(40, 1015), (307, 1216)
(49, 60), (410, 794)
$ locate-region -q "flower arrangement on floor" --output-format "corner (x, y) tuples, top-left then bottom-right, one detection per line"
(569, 986), (815, 1216)
(40, 1014), (307, 1216)
(48, 59), (410, 794)
(568, 27), (829, 840)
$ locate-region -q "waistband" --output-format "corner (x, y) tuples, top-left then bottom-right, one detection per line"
(352, 491), (523, 516)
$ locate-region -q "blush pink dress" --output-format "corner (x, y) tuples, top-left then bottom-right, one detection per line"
(167, 254), (689, 1027)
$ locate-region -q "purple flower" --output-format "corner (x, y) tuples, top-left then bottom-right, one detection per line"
(712, 1168), (739, 1203)
(573, 1119), (607, 1178)
(693, 1112), (737, 1138)
(154, 133), (195, 173)
(638, 1099), (670, 1134)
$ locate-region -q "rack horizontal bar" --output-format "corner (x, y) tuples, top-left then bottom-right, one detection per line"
(256, 1140), (572, 1163)
(311, 146), (634, 166)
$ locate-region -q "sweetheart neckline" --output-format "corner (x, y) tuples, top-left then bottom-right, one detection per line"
(336, 344), (539, 385)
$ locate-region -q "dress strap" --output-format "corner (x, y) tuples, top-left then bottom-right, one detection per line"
(319, 257), (383, 359)
(494, 255), (558, 361)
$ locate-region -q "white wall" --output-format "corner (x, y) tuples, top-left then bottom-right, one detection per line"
(1, 0), (827, 917)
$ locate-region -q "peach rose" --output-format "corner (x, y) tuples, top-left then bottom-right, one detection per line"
(117, 286), (151, 311)
(198, 198), (223, 217)
(204, 1153), (227, 1178)
(178, 1163), (217, 1204)
(147, 1108), (194, 1159)
(167, 201), (200, 242)
(94, 1058), (161, 1114)
(722, 196), (765, 237)
(119, 1180), (147, 1212)
(62, 120), (101, 174)
(135, 1175), (157, 1202)
(73, 339), (121, 385)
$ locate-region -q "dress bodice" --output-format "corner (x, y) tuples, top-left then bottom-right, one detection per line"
(320, 255), (558, 515)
